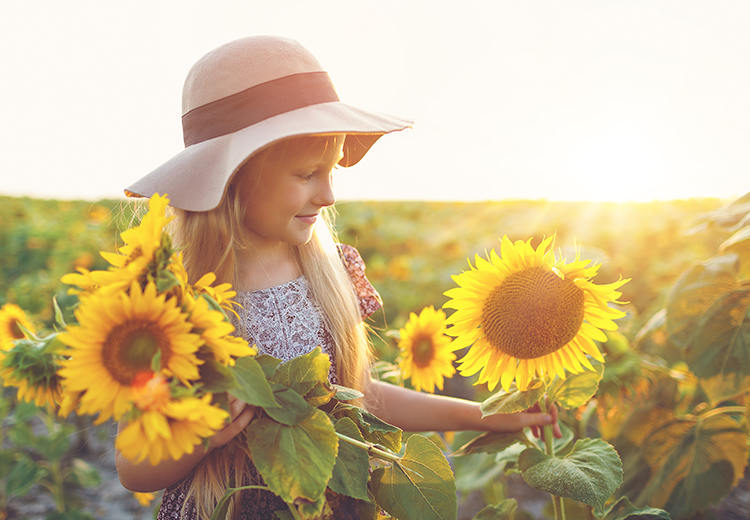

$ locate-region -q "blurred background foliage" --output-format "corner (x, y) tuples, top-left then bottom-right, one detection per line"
(3, 194), (750, 519)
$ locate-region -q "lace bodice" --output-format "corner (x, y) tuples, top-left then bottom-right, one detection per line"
(232, 276), (339, 383)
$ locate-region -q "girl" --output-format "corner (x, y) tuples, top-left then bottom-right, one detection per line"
(116, 35), (561, 519)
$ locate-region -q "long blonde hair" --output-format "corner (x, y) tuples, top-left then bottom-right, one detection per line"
(169, 135), (372, 518)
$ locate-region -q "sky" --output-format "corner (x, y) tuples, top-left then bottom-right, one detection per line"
(1, 1), (749, 203)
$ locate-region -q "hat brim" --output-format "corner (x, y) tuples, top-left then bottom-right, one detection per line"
(125, 101), (412, 211)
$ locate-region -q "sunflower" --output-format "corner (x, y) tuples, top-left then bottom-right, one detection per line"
(443, 236), (628, 392)
(193, 271), (240, 319)
(88, 193), (173, 294)
(185, 294), (256, 365)
(2, 376), (62, 409)
(116, 393), (228, 465)
(133, 492), (156, 507)
(59, 281), (202, 423)
(0, 303), (34, 350)
(398, 306), (457, 393)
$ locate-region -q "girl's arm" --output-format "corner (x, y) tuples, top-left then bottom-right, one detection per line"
(116, 397), (256, 492)
(365, 379), (561, 435)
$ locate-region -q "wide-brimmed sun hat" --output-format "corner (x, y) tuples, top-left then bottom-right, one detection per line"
(125, 35), (412, 211)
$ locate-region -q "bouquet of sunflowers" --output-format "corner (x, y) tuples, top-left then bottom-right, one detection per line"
(1, 194), (257, 466)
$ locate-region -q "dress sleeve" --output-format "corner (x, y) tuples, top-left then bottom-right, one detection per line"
(338, 244), (383, 319)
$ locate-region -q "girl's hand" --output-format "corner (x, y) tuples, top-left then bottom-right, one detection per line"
(208, 395), (257, 450)
(479, 402), (562, 440)
(527, 402), (562, 441)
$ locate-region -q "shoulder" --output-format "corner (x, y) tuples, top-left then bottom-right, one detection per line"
(336, 244), (382, 319)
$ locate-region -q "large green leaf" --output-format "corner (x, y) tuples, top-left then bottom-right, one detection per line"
(230, 356), (280, 408)
(699, 371), (750, 405)
(599, 496), (671, 520)
(270, 346), (331, 397)
(547, 362), (604, 409)
(255, 354), (282, 378)
(371, 434), (457, 520)
(247, 407), (338, 504)
(684, 288), (750, 378)
(453, 431), (526, 456)
(665, 255), (739, 349)
(333, 384), (364, 401)
(480, 381), (545, 416)
(198, 358), (237, 393)
(519, 438), (623, 514)
(330, 403), (402, 452)
(329, 417), (371, 501)
(630, 410), (748, 518)
(263, 384), (315, 426)
(473, 498), (518, 520)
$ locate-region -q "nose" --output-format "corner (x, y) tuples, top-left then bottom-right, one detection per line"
(314, 174), (335, 207)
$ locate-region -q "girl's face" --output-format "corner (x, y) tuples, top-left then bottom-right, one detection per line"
(235, 135), (344, 247)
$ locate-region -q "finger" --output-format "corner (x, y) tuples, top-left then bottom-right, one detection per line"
(554, 421), (563, 438)
(518, 412), (554, 429)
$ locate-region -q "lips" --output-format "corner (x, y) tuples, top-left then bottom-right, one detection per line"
(295, 214), (318, 224)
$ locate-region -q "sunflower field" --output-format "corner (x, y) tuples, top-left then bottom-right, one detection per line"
(1, 193), (749, 519)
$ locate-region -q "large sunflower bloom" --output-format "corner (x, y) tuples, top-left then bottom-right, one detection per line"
(398, 306), (457, 393)
(0, 303), (34, 350)
(443, 236), (628, 392)
(59, 281), (202, 422)
(116, 393), (228, 465)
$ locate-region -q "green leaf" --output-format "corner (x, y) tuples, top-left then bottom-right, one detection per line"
(453, 431), (526, 456)
(599, 496), (671, 520)
(371, 434), (457, 520)
(519, 438), (623, 514)
(5, 454), (46, 498)
(199, 358), (237, 393)
(150, 349), (162, 372)
(547, 362), (604, 410)
(263, 384), (315, 426)
(304, 381), (336, 407)
(665, 255), (739, 348)
(699, 371), (750, 405)
(52, 295), (67, 328)
(229, 356), (279, 408)
(333, 384), (364, 401)
(330, 403), (402, 452)
(71, 458), (101, 488)
(270, 347), (331, 397)
(480, 381), (545, 416)
(473, 498), (518, 520)
(628, 410), (748, 518)
(247, 408), (338, 504)
(329, 417), (370, 501)
(684, 288), (750, 378)
(255, 354), (282, 379)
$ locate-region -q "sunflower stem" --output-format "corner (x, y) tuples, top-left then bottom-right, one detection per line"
(336, 432), (400, 463)
(540, 394), (565, 520)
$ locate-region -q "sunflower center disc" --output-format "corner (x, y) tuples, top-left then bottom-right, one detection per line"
(412, 337), (435, 367)
(103, 321), (170, 385)
(481, 266), (585, 359)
